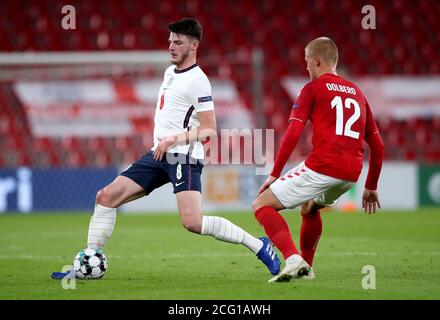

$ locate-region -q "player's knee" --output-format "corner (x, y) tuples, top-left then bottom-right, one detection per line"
(96, 189), (109, 206)
(96, 187), (119, 208)
(252, 198), (263, 213)
(301, 201), (320, 216)
(301, 203), (311, 216)
(181, 217), (202, 234)
(96, 189), (105, 204)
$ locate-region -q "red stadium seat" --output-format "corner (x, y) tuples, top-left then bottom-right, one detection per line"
(0, 0), (438, 166)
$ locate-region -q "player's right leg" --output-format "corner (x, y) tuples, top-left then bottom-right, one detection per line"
(253, 187), (311, 282)
(51, 176), (146, 280)
(253, 163), (317, 282)
(87, 151), (170, 249)
(52, 151), (169, 279)
(87, 175), (146, 249)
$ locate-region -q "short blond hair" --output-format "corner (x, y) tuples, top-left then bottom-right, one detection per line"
(305, 37), (338, 67)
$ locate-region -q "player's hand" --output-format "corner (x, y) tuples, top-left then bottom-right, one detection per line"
(153, 135), (177, 161)
(257, 175), (277, 196)
(362, 188), (381, 214)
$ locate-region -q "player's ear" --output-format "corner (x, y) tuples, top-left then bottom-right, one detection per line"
(191, 40), (199, 51)
(314, 57), (321, 67)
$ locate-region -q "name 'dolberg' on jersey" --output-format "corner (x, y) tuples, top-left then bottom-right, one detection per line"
(325, 83), (357, 95)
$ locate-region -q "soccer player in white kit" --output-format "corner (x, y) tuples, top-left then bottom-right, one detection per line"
(51, 18), (280, 279)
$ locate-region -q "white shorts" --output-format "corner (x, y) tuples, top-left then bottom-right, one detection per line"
(270, 162), (354, 209)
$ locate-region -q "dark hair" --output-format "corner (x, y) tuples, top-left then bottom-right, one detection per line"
(168, 18), (202, 42)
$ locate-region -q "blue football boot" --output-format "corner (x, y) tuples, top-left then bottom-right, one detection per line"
(51, 271), (74, 280)
(256, 237), (281, 275)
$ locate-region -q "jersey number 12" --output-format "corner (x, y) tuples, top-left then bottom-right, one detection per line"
(331, 96), (360, 139)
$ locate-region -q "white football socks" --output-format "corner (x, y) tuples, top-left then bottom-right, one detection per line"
(87, 204), (117, 249)
(201, 216), (263, 254)
(86, 209), (264, 254)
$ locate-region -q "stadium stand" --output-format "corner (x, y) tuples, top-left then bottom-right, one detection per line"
(0, 0), (439, 167)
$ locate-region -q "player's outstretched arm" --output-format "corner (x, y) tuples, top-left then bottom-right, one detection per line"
(363, 132), (384, 214)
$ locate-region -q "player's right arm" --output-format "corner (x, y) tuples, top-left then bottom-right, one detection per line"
(257, 121), (305, 195)
(257, 83), (313, 195)
(362, 102), (385, 214)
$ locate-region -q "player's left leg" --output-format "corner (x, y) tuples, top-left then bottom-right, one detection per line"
(175, 190), (280, 275)
(298, 181), (354, 279)
(300, 200), (324, 268)
(168, 153), (280, 275)
(298, 200), (324, 279)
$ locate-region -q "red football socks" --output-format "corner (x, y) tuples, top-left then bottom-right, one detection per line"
(254, 206), (299, 259)
(300, 210), (322, 266)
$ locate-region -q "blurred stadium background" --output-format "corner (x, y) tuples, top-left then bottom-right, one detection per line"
(0, 0), (439, 214)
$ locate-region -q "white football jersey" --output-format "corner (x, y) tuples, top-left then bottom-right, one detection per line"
(152, 64), (214, 159)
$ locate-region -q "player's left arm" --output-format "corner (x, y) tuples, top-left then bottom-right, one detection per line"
(362, 102), (385, 214)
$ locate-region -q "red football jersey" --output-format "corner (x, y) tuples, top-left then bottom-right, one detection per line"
(289, 73), (379, 182)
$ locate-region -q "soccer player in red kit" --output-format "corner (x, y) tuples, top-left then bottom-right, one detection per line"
(253, 37), (385, 282)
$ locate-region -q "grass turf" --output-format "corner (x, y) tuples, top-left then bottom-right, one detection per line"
(0, 208), (439, 300)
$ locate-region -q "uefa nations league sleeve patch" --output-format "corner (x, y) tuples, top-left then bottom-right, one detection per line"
(198, 96), (213, 103)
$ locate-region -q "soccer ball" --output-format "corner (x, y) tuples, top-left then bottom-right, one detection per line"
(73, 248), (108, 279)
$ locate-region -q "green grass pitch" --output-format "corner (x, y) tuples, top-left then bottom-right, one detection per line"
(0, 208), (439, 300)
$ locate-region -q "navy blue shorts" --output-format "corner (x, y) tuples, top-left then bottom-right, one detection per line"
(120, 151), (203, 194)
